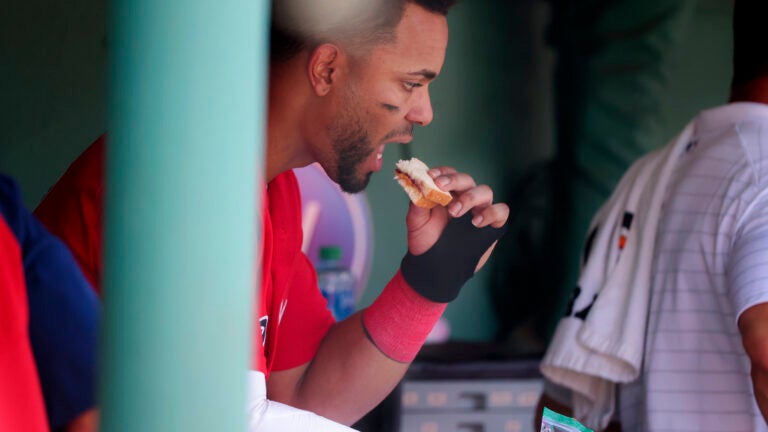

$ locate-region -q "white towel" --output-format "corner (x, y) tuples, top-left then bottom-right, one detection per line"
(540, 122), (696, 430)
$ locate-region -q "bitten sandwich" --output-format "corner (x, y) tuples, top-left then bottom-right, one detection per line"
(394, 158), (453, 209)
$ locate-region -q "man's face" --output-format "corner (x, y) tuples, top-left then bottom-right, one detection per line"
(323, 3), (449, 193)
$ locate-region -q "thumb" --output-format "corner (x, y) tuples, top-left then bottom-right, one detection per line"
(406, 204), (449, 255)
(406, 203), (432, 232)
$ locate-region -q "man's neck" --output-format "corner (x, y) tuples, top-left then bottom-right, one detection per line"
(265, 107), (309, 183)
(265, 57), (315, 183)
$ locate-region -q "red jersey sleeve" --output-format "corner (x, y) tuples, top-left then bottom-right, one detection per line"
(259, 171), (335, 373)
(269, 252), (335, 372)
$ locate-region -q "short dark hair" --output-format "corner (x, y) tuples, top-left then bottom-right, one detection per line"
(410, 0), (457, 16)
(732, 1), (768, 87)
(270, 0), (457, 63)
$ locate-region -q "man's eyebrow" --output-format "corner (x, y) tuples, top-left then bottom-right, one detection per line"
(407, 69), (437, 80)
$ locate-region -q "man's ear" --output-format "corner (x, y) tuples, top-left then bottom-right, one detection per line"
(308, 43), (343, 96)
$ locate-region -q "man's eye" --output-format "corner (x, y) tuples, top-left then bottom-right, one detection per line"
(403, 81), (422, 92)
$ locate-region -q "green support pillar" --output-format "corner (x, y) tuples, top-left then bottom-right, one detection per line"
(100, 1), (269, 430)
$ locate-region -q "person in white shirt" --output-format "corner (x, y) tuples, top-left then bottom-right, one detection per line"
(537, 2), (768, 431)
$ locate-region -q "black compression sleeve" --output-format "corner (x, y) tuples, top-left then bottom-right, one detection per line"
(400, 213), (507, 303)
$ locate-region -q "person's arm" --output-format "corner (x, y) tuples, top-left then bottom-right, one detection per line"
(726, 183), (768, 425)
(65, 409), (99, 432)
(249, 371), (357, 432)
(268, 167), (509, 425)
(738, 302), (768, 422)
(268, 309), (411, 425)
(533, 392), (623, 432)
(0, 176), (100, 431)
(22, 216), (100, 431)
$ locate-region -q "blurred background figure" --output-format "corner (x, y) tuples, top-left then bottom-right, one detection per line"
(0, 174), (99, 432)
(538, 1), (768, 431)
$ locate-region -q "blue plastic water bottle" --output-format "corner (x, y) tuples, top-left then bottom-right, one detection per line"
(316, 246), (356, 320)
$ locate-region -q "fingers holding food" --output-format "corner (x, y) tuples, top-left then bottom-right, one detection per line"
(394, 158), (452, 208)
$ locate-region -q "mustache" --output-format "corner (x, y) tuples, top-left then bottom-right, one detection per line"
(382, 125), (414, 141)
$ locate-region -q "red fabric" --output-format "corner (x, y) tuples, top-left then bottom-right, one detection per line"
(35, 136), (104, 293)
(35, 136), (334, 376)
(362, 271), (445, 363)
(254, 171), (335, 375)
(0, 217), (49, 431)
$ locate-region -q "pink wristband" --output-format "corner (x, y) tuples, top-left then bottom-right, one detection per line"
(362, 271), (446, 363)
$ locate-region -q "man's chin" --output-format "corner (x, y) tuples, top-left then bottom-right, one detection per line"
(338, 172), (373, 194)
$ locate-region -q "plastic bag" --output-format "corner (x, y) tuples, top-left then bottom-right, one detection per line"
(540, 407), (594, 432)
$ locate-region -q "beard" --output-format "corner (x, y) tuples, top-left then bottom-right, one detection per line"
(327, 107), (375, 193)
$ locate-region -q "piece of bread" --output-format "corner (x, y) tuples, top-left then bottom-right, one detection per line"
(394, 158), (453, 208)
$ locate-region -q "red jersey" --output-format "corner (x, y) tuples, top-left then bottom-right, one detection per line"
(35, 135), (335, 376)
(0, 215), (49, 431)
(255, 172), (335, 374)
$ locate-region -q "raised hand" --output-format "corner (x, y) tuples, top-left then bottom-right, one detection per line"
(402, 166), (509, 302)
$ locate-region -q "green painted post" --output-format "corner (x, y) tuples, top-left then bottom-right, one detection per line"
(100, 0), (269, 430)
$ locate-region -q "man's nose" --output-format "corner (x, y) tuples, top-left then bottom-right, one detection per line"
(405, 90), (434, 126)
